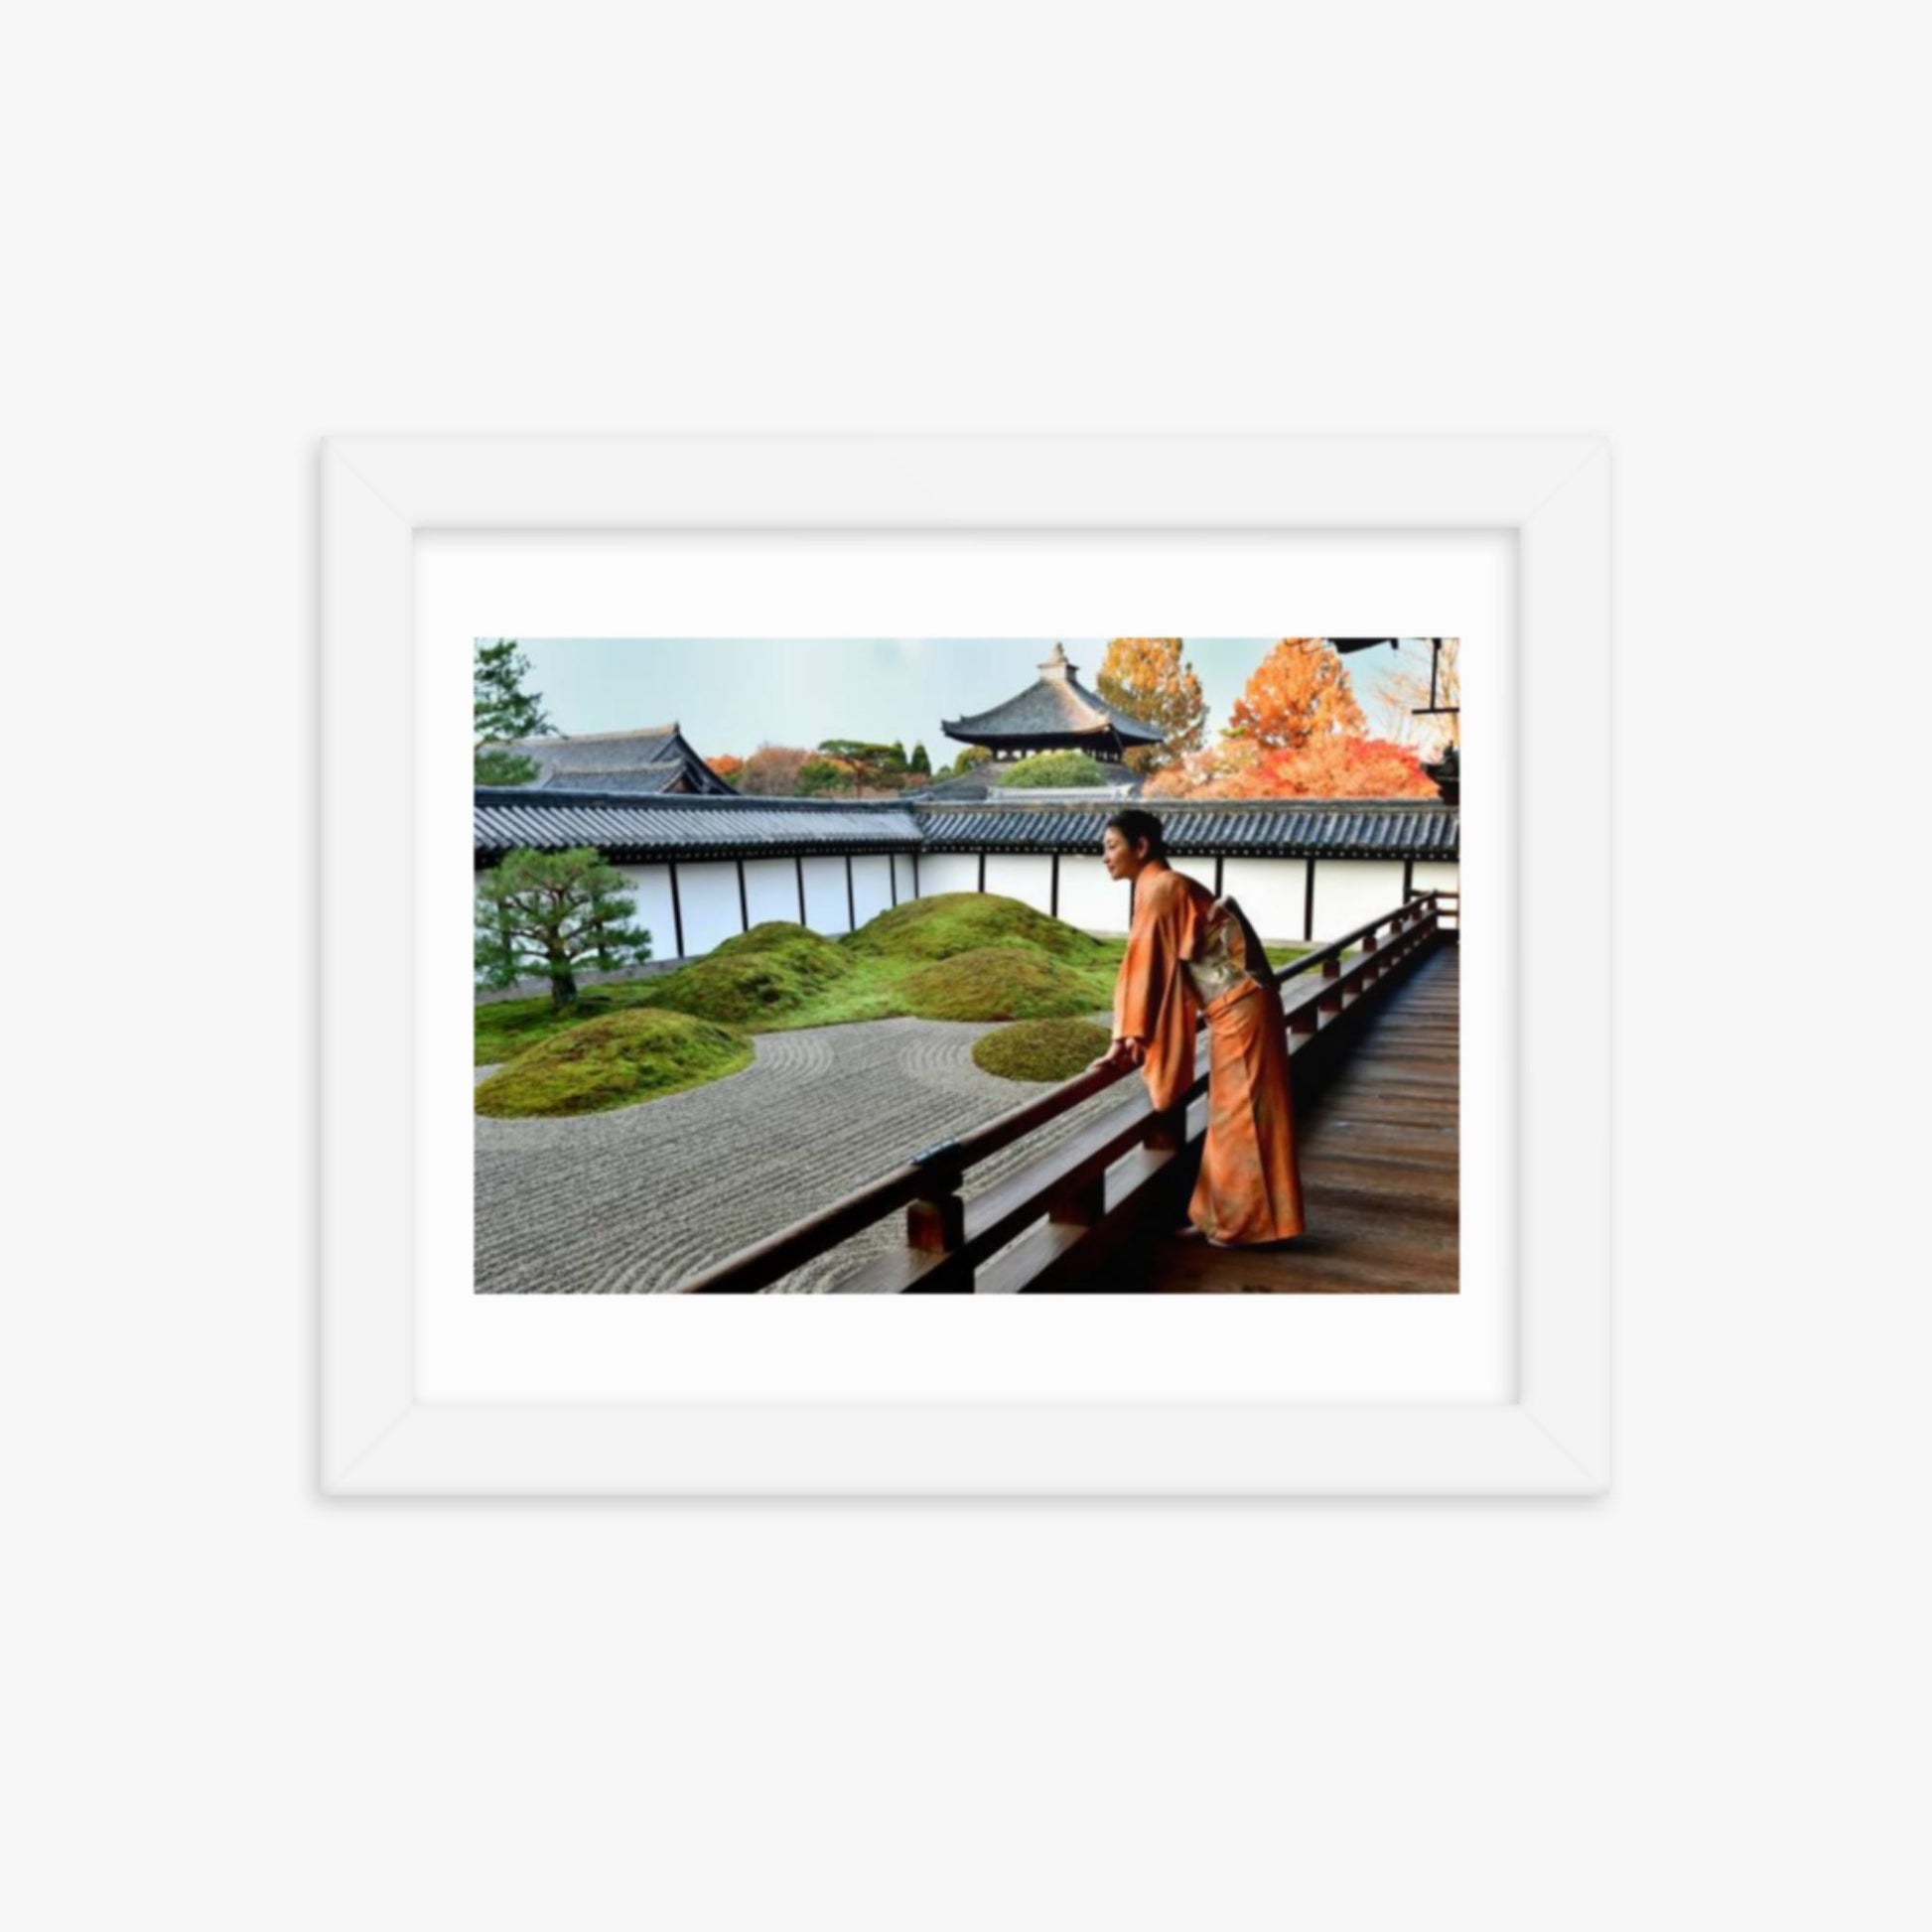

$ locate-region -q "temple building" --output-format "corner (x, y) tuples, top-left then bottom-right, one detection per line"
(938, 643), (1164, 783)
(490, 723), (739, 795)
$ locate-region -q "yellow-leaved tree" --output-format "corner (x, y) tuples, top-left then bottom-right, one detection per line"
(1095, 637), (1208, 776)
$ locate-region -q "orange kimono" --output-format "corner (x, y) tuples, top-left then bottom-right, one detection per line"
(1112, 864), (1306, 1245)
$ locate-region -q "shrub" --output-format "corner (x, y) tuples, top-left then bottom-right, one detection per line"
(475, 1010), (751, 1118)
(994, 751), (1112, 788)
(972, 1019), (1114, 1083)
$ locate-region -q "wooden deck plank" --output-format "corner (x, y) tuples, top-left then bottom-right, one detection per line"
(1144, 943), (1460, 1295)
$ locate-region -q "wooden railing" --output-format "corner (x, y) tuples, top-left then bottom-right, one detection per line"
(676, 890), (1455, 1295)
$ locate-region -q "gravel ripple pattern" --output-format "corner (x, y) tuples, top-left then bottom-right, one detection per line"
(475, 1014), (1126, 1294)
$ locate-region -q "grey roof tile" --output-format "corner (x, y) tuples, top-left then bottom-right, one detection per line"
(476, 789), (1456, 861)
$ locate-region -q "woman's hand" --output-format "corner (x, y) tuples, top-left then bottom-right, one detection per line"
(1088, 1037), (1147, 1074)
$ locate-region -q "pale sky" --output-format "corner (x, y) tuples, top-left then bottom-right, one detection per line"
(502, 638), (1444, 760)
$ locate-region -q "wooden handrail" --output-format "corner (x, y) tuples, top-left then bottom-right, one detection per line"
(678, 891), (1450, 1293)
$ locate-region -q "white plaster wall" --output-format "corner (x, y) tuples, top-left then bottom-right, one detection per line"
(851, 854), (895, 927)
(1168, 854), (1217, 895)
(916, 853), (978, 898)
(610, 864), (680, 964)
(983, 853), (1053, 913)
(891, 853), (915, 904)
(1410, 859), (1461, 927)
(742, 856), (801, 929)
(674, 860), (743, 956)
(1058, 853), (1132, 933)
(1223, 858), (1309, 942)
(800, 855), (851, 933)
(1311, 860), (1409, 941)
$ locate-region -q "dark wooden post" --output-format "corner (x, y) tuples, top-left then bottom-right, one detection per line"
(795, 856), (807, 923)
(737, 859), (750, 934)
(905, 1141), (971, 1292)
(846, 855), (856, 932)
(1050, 853), (1060, 918)
(668, 862), (686, 957)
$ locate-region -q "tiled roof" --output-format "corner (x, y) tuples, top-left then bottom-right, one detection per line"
(492, 724), (740, 796)
(476, 788), (923, 859)
(912, 799), (1458, 859)
(477, 788), (1457, 862)
(941, 644), (1164, 747)
(541, 763), (689, 794)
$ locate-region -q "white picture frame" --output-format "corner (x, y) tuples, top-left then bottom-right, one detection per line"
(322, 434), (1610, 1495)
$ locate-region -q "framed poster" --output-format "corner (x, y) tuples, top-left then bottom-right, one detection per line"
(321, 434), (1609, 1493)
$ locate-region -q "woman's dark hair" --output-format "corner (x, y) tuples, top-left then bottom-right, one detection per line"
(1105, 808), (1169, 861)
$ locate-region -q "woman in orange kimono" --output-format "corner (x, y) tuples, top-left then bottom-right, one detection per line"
(1090, 810), (1306, 1247)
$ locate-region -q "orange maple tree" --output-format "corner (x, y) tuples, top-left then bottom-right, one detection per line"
(1145, 733), (1435, 800)
(1226, 638), (1365, 753)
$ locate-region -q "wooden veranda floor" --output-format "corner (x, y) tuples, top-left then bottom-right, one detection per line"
(1145, 941), (1460, 1294)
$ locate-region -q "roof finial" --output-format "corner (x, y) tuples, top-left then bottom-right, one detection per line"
(1039, 641), (1076, 678)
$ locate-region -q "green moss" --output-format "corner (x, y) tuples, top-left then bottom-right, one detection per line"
(844, 892), (1112, 964)
(475, 1009), (753, 1118)
(630, 953), (823, 1026)
(972, 1019), (1114, 1083)
(710, 921), (853, 981)
(899, 945), (1112, 1022)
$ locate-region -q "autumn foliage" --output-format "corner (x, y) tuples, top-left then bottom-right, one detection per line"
(1096, 637), (1207, 775)
(1226, 638), (1365, 753)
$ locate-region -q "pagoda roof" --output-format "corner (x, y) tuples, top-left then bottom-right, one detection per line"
(941, 643), (1164, 748)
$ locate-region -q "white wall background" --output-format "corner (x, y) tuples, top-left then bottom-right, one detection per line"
(799, 855), (851, 934)
(741, 855), (800, 930)
(851, 853), (896, 927)
(984, 852), (1053, 912)
(672, 860), (741, 956)
(9, 7), (1923, 1931)
(913, 852), (978, 898)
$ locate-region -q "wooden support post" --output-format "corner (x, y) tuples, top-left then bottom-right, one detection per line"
(737, 859), (750, 934)
(905, 1168), (972, 1292)
(1050, 853), (1060, 918)
(845, 854), (856, 932)
(795, 856), (807, 923)
(668, 862), (686, 957)
(907, 1191), (966, 1252)
(1049, 1172), (1108, 1227)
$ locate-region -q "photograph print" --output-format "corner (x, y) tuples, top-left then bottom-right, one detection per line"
(474, 635), (1460, 1294)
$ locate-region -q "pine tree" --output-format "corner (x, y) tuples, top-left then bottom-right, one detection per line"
(909, 742), (931, 774)
(474, 639), (555, 785)
(1096, 638), (1208, 775)
(474, 847), (652, 1007)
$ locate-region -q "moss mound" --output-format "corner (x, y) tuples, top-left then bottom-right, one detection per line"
(845, 893), (1110, 964)
(634, 952), (825, 1025)
(710, 921), (852, 981)
(475, 1010), (752, 1118)
(972, 1019), (1114, 1083)
(899, 946), (1106, 1023)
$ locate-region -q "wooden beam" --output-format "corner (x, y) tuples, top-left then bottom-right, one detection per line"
(1304, 860), (1315, 941)
(737, 858), (750, 933)
(795, 855), (807, 923)
(846, 854), (856, 932)
(1050, 852), (1060, 919)
(668, 862), (686, 957)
